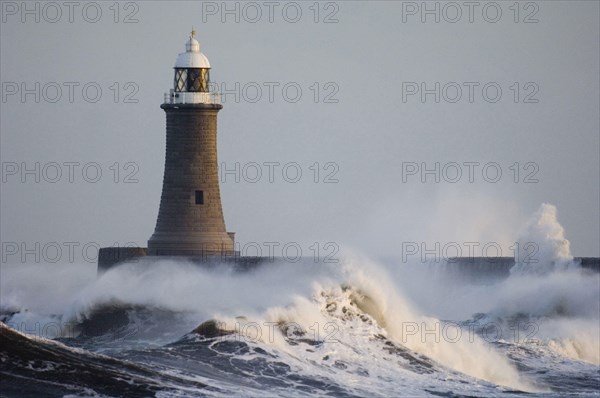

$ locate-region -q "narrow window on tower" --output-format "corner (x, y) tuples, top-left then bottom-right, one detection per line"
(195, 190), (204, 205)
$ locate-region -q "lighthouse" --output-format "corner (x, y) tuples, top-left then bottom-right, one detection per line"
(147, 31), (235, 256)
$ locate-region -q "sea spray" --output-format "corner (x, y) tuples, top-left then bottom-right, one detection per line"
(511, 203), (574, 275)
(505, 203), (599, 364)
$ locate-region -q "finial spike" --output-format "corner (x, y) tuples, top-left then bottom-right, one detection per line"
(191, 28), (196, 38)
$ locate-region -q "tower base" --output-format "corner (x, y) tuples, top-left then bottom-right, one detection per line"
(147, 232), (236, 256)
(97, 246), (266, 275)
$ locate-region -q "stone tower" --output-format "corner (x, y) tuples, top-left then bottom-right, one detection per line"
(147, 31), (234, 256)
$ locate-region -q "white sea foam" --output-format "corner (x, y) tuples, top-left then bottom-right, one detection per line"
(1, 203), (597, 395)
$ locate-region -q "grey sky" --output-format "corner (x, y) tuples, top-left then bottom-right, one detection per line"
(1, 0), (598, 263)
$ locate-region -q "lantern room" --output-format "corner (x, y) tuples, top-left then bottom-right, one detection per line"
(165, 31), (220, 104)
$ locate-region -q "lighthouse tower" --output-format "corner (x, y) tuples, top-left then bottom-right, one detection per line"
(147, 31), (235, 256)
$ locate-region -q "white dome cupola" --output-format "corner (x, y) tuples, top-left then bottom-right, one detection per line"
(175, 30), (211, 69)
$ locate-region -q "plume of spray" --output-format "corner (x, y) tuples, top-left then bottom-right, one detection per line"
(494, 203), (599, 365)
(511, 203), (574, 275)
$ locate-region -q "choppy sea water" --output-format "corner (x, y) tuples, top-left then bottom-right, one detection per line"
(1, 204), (599, 397)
